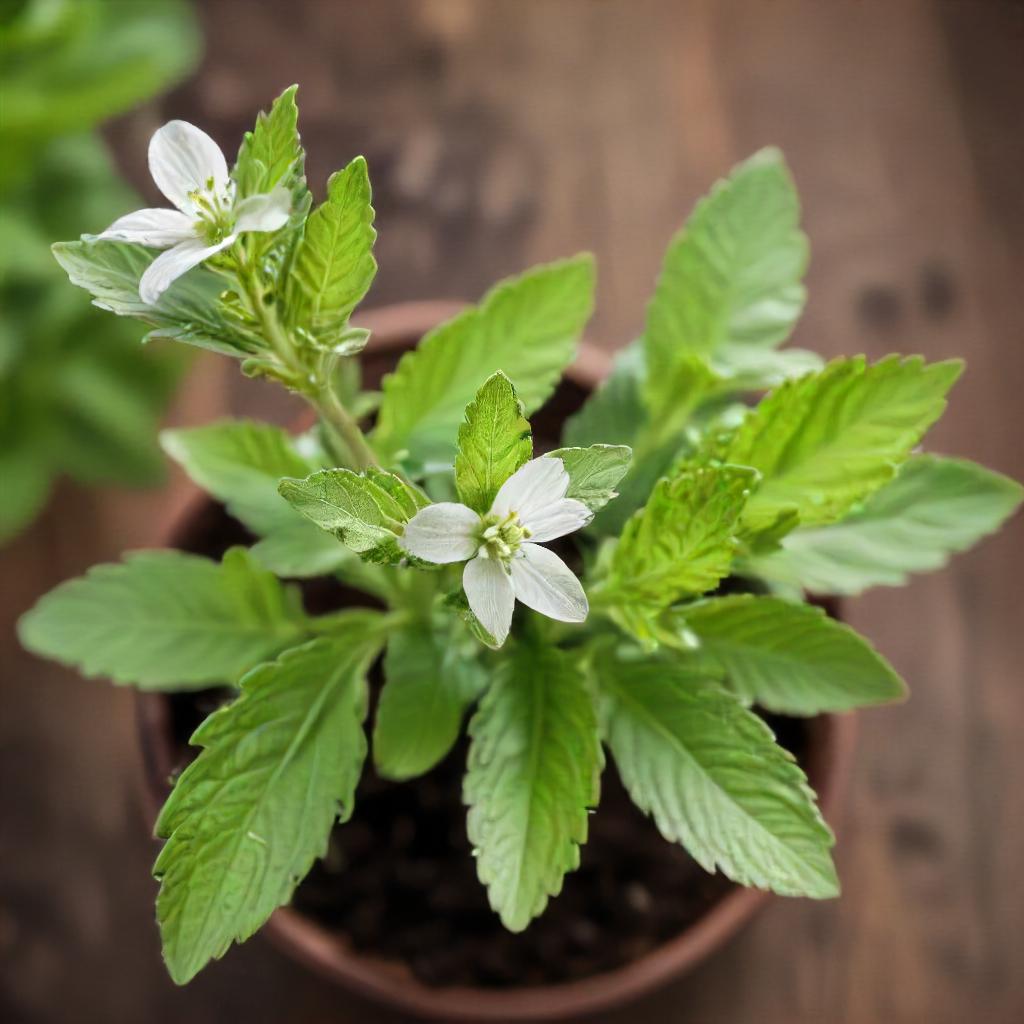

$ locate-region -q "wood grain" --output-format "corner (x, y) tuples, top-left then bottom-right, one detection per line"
(3, 1), (1022, 1021)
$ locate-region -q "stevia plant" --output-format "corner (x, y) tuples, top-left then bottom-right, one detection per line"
(18, 87), (1022, 984)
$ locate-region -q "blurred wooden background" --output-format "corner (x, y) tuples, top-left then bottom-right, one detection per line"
(2, 1), (1022, 1021)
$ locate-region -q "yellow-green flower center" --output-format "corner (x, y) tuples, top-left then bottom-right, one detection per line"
(478, 510), (531, 564)
(189, 176), (235, 244)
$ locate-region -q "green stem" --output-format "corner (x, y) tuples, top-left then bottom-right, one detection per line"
(236, 257), (378, 472)
(319, 384), (378, 471)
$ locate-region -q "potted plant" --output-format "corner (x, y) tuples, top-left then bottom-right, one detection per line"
(19, 87), (1022, 1019)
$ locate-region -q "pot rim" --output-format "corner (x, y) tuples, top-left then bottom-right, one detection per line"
(135, 299), (858, 1021)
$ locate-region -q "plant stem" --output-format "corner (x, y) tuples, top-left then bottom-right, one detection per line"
(319, 384), (378, 470)
(237, 257), (378, 471)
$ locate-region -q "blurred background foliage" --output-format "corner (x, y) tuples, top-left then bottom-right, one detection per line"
(0, 0), (200, 543)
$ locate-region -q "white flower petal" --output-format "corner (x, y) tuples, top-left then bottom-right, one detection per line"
(464, 554), (515, 645)
(510, 544), (588, 623)
(520, 498), (592, 543)
(149, 120), (229, 213)
(234, 185), (292, 234)
(97, 208), (195, 248)
(399, 503), (480, 563)
(490, 456), (569, 522)
(138, 236), (234, 305)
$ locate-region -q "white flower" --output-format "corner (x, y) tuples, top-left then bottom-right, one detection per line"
(399, 456), (592, 645)
(98, 120), (292, 305)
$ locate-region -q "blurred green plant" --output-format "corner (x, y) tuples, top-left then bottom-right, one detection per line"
(0, 0), (199, 542)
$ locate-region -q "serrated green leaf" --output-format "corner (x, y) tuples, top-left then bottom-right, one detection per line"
(373, 620), (486, 781)
(728, 356), (963, 532)
(644, 148), (808, 416)
(278, 467), (429, 564)
(18, 548), (306, 689)
(232, 85), (304, 198)
(597, 658), (838, 898)
(373, 255), (595, 468)
(154, 623), (379, 983)
(545, 444), (632, 513)
(455, 372), (532, 513)
(465, 641), (602, 931)
(677, 594), (906, 714)
(746, 454), (1023, 595)
(602, 464), (755, 640)
(51, 240), (254, 356)
(290, 156), (377, 342)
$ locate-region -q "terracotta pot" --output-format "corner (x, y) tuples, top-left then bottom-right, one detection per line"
(136, 300), (857, 1021)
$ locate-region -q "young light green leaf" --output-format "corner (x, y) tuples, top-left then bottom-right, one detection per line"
(602, 464), (755, 640)
(51, 240), (254, 356)
(233, 84), (304, 197)
(373, 255), (596, 468)
(728, 355), (963, 532)
(455, 372), (532, 513)
(746, 454), (1023, 595)
(373, 621), (486, 781)
(597, 659), (838, 898)
(18, 548), (306, 689)
(154, 623), (379, 984)
(545, 444), (632, 513)
(278, 467), (429, 564)
(644, 148), (808, 415)
(290, 156), (377, 341)
(678, 594), (906, 714)
(465, 641), (602, 931)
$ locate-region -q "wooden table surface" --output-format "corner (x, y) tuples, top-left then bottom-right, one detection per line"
(2, 2), (1022, 1021)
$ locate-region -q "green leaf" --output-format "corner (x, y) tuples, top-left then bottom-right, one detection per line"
(162, 420), (312, 533)
(597, 658), (838, 898)
(0, 0), (199, 154)
(0, 437), (52, 544)
(728, 355), (963, 531)
(746, 454), (1023, 596)
(18, 548), (306, 690)
(603, 464), (755, 640)
(562, 342), (647, 450)
(545, 444), (632, 513)
(233, 85), (304, 197)
(373, 620), (486, 781)
(712, 344), (823, 391)
(161, 421), (353, 578)
(454, 372), (532, 513)
(278, 467), (429, 564)
(290, 156), (377, 341)
(51, 240), (254, 356)
(154, 623), (379, 984)
(373, 255), (596, 468)
(678, 594), (906, 714)
(465, 641), (602, 931)
(643, 148), (808, 416)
